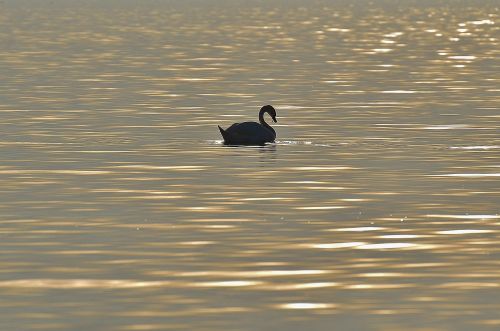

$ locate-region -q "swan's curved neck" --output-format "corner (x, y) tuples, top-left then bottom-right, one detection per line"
(259, 108), (275, 136)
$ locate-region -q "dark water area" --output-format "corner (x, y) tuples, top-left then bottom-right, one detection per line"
(0, 1), (499, 330)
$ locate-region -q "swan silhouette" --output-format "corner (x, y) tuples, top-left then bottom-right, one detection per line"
(218, 105), (277, 145)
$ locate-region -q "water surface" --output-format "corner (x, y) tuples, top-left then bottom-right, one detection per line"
(0, 1), (499, 330)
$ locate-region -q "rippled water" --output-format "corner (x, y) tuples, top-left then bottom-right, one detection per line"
(1, 1), (499, 330)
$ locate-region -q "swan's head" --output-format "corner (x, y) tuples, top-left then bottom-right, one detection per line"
(262, 105), (277, 123)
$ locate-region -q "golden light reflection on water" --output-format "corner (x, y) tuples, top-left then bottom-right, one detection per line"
(0, 1), (499, 330)
(277, 302), (337, 310)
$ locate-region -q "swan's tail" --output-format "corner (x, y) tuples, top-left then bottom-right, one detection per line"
(218, 126), (228, 142)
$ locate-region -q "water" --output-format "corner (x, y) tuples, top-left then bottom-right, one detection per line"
(1, 1), (499, 330)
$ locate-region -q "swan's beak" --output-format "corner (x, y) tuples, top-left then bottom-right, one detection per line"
(272, 116), (277, 123)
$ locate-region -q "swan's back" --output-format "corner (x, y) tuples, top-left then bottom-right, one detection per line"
(220, 121), (275, 145)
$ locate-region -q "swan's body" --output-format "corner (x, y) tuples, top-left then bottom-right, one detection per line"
(218, 105), (277, 145)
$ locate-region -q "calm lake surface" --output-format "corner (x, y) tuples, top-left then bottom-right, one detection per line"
(1, 1), (499, 330)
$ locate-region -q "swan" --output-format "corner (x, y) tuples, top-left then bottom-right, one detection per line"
(218, 105), (277, 145)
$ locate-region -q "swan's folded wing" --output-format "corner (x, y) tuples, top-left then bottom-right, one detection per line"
(223, 122), (274, 144)
(226, 122), (240, 131)
(226, 122), (267, 137)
